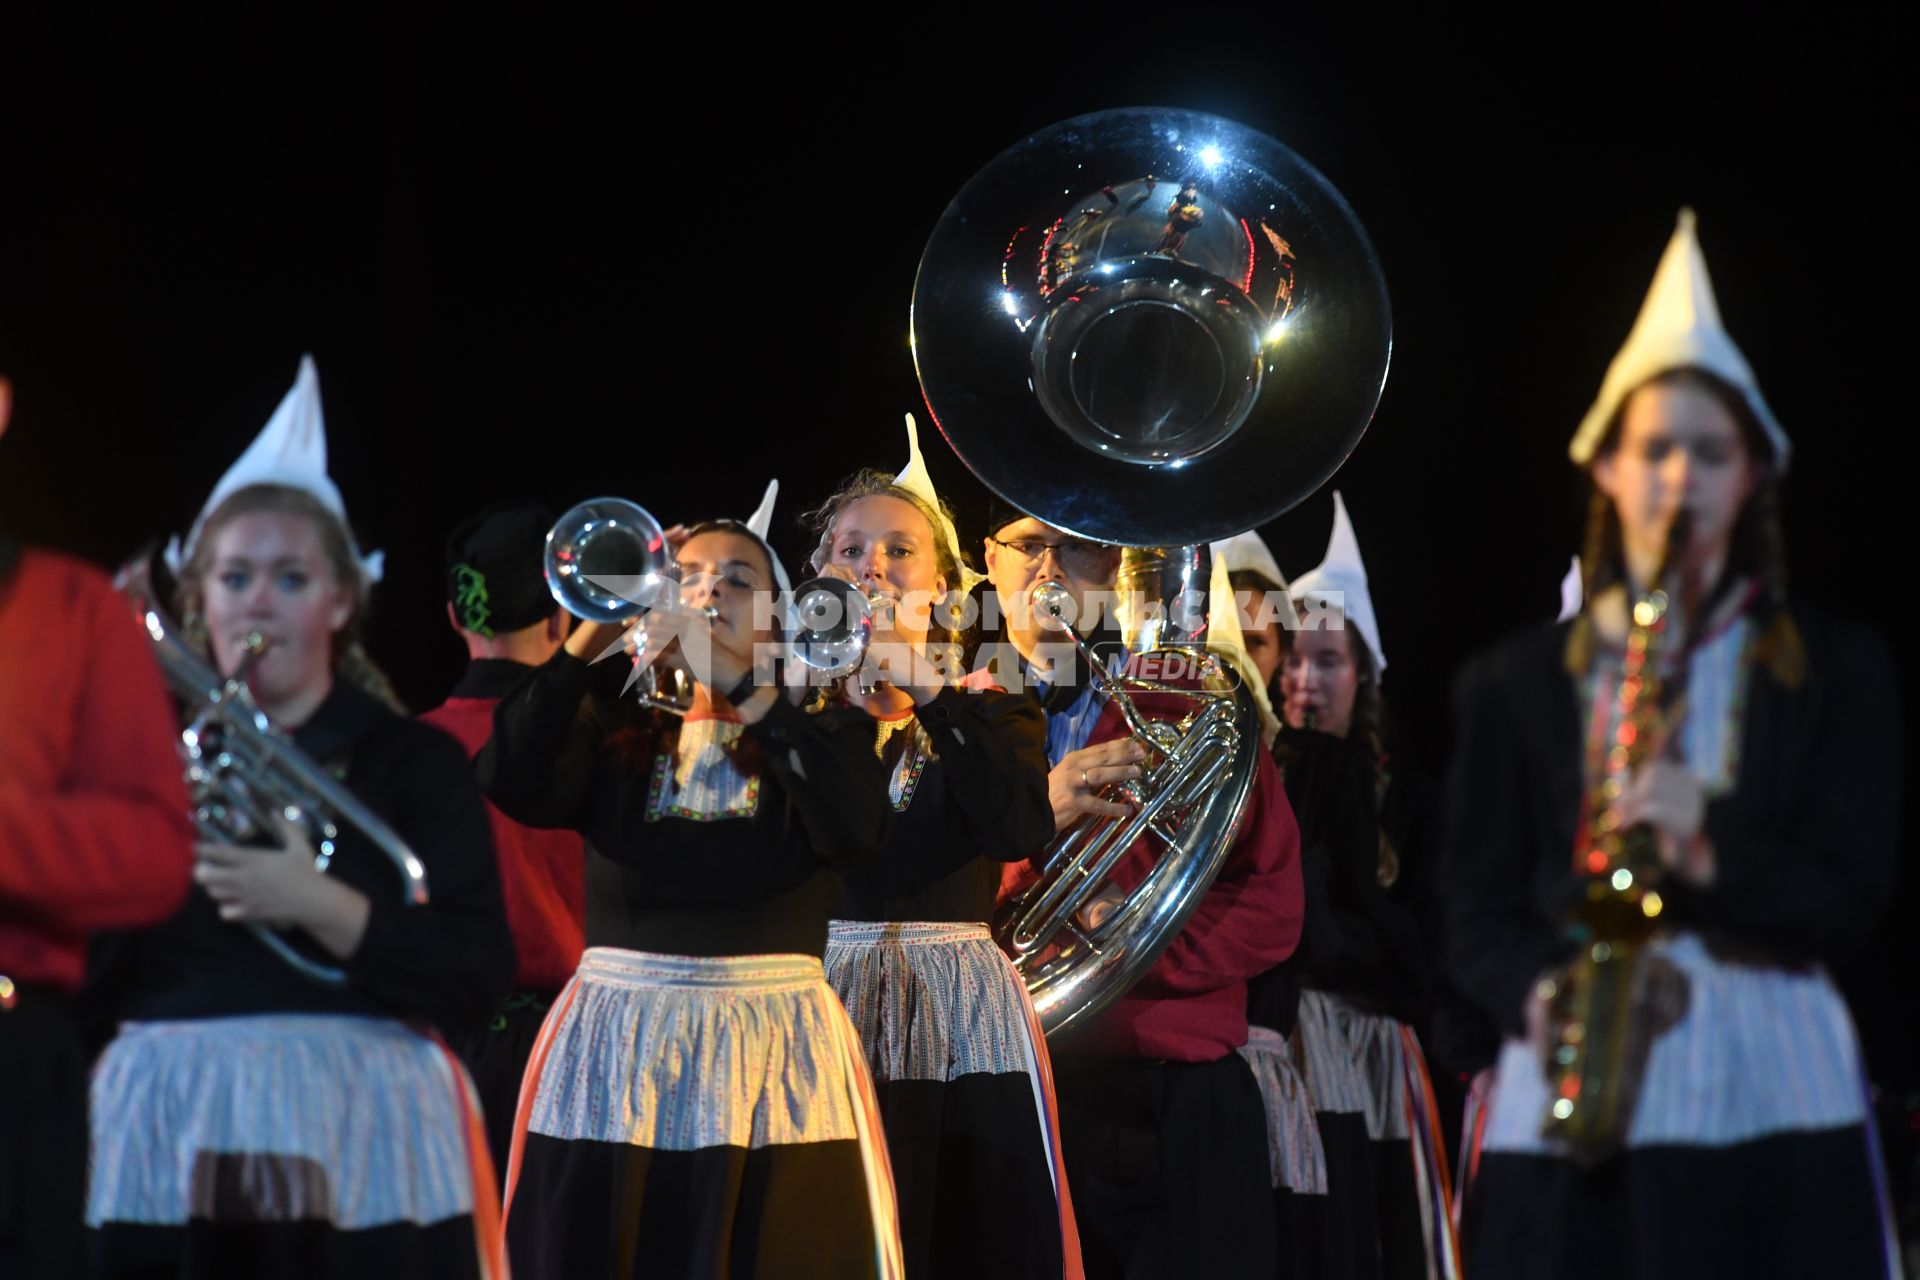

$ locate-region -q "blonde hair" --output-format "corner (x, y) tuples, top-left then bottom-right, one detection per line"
(175, 483), (406, 712)
(799, 470), (978, 666)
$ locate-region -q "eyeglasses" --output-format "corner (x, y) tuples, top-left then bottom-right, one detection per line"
(989, 536), (1115, 577)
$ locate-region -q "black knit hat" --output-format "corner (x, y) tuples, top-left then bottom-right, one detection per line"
(445, 501), (557, 637)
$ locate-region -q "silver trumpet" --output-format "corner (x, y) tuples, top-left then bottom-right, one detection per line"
(118, 550), (430, 987)
(789, 576), (894, 696)
(544, 496), (712, 715)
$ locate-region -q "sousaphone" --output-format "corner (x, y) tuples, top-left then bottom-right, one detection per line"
(911, 107), (1390, 1034)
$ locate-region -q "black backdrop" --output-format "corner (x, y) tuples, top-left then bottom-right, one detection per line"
(3, 11), (1912, 1083)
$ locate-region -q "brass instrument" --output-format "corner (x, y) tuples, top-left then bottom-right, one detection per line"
(1539, 515), (1694, 1161)
(789, 577), (893, 696)
(118, 549), (430, 987)
(911, 106), (1390, 548)
(911, 107), (1391, 1035)
(543, 496), (709, 715)
(998, 565), (1261, 1036)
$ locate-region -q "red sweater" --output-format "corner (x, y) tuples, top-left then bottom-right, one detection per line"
(0, 547), (195, 991)
(1004, 682), (1304, 1061)
(420, 659), (585, 992)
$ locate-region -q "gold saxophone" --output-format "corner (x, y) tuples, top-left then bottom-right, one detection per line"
(1538, 516), (1694, 1162)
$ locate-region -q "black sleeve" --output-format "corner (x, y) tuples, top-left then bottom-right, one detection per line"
(1361, 888), (1433, 1023)
(857, 687), (1054, 903)
(476, 651), (610, 830)
(344, 725), (516, 1029)
(1382, 771), (1444, 933)
(1443, 655), (1566, 1040)
(1376, 772), (1445, 1018)
(1277, 727), (1389, 993)
(742, 696), (893, 870)
(1291, 841), (1385, 986)
(1663, 624), (1900, 966)
(917, 687), (1054, 861)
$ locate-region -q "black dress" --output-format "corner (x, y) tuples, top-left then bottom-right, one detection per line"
(1248, 725), (1453, 1280)
(85, 681), (516, 1280)
(821, 684), (1078, 1279)
(478, 652), (903, 1279)
(1445, 598), (1899, 1279)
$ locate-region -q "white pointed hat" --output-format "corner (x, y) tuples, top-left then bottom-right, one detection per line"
(1557, 555), (1583, 623)
(164, 355), (384, 582)
(1205, 550), (1281, 746)
(1287, 490), (1386, 677)
(737, 477), (808, 698)
(1208, 527), (1287, 591)
(1569, 209), (1788, 469)
(888, 413), (988, 597)
(740, 478), (794, 611)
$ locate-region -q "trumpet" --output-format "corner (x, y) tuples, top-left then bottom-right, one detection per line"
(789, 575), (894, 695)
(544, 496), (671, 624)
(118, 549), (430, 987)
(544, 496), (712, 715)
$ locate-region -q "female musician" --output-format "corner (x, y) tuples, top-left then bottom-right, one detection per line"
(1212, 528), (1289, 703)
(1447, 212), (1899, 1277)
(1233, 498), (1458, 1280)
(478, 483), (905, 1279)
(84, 358), (516, 1279)
(803, 417), (1080, 1278)
(1, 376), (196, 1280)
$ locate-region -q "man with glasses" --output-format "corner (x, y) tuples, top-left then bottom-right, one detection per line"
(983, 500), (1305, 1279)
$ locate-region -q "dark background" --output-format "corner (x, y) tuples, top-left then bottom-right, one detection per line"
(3, 13), (1913, 1079)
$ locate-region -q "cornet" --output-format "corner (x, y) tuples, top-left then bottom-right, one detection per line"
(118, 550), (430, 987)
(789, 575), (895, 695)
(543, 496), (713, 715)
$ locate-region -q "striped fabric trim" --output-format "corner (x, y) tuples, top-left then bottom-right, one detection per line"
(502, 976), (581, 1224)
(88, 1015), (478, 1231)
(825, 919), (1083, 1279)
(1296, 996), (1461, 1275)
(523, 949), (859, 1151)
(644, 718), (760, 822)
(1237, 1026), (1331, 1194)
(1341, 1002), (1414, 1142)
(1452, 1066), (1495, 1241)
(503, 949), (903, 1279)
(427, 1033), (507, 1280)
(1399, 1026), (1463, 1280)
(824, 921), (1036, 1083)
(1482, 932), (1868, 1155)
(1290, 989), (1377, 1118)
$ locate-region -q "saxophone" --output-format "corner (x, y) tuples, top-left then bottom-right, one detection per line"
(1538, 514), (1694, 1162)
